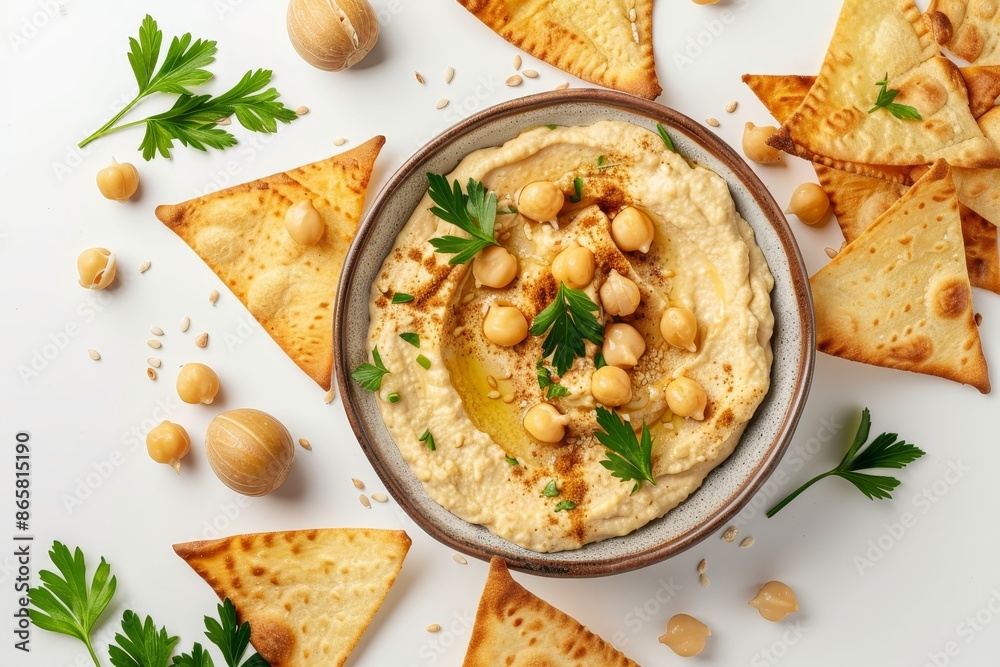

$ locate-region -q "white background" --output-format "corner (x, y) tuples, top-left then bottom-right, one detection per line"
(2, 1), (999, 666)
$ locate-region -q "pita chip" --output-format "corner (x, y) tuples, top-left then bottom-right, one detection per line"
(156, 137), (385, 390)
(174, 528), (411, 667)
(810, 160), (990, 393)
(958, 65), (1000, 117)
(456, 0), (661, 99)
(768, 0), (1000, 169)
(463, 558), (639, 667)
(928, 0), (1000, 65)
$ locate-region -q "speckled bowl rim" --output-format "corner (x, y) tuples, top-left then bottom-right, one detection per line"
(335, 89), (815, 577)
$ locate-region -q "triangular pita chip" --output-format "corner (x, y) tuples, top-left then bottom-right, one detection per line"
(456, 0), (661, 99)
(768, 0), (1000, 169)
(810, 161), (990, 393)
(174, 528), (411, 667)
(156, 137), (385, 390)
(463, 558), (639, 667)
(928, 0), (1000, 65)
(814, 164), (1000, 293)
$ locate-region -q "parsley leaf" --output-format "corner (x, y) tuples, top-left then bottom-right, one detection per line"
(536, 360), (570, 398)
(109, 611), (179, 667)
(595, 407), (656, 494)
(351, 347), (391, 391)
(530, 283), (604, 376)
(656, 123), (676, 151)
(868, 74), (923, 121)
(569, 177), (584, 203)
(505, 455), (519, 465)
(419, 429), (437, 451)
(204, 599), (269, 667)
(767, 408), (925, 517)
(426, 174), (500, 265)
(416, 354), (431, 370)
(594, 352), (607, 370)
(171, 644), (215, 667)
(399, 332), (420, 347)
(546, 384), (570, 399)
(541, 480), (560, 497)
(28, 541), (117, 667)
(554, 500), (577, 512)
(130, 15), (216, 96)
(391, 292), (414, 304)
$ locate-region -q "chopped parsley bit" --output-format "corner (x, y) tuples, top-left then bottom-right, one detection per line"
(541, 480), (560, 497)
(387, 392), (400, 403)
(568, 177), (584, 203)
(391, 292), (414, 304)
(546, 124), (558, 130)
(536, 359), (571, 399)
(868, 73), (922, 120)
(416, 354), (431, 370)
(597, 155), (605, 167)
(419, 429), (436, 451)
(594, 352), (607, 369)
(546, 384), (570, 399)
(554, 500), (577, 512)
(399, 332), (420, 347)
(500, 206), (519, 214)
(656, 123), (675, 152)
(505, 455), (519, 465)
(351, 346), (391, 391)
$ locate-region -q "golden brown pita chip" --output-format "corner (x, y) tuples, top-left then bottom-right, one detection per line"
(959, 65), (1000, 117)
(810, 161), (990, 393)
(174, 528), (411, 667)
(457, 0), (660, 99)
(463, 558), (639, 667)
(156, 137), (384, 390)
(769, 0), (1000, 169)
(928, 0), (1000, 65)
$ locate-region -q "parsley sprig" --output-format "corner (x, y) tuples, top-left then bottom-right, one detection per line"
(351, 346), (391, 391)
(426, 174), (500, 264)
(529, 283), (604, 376)
(595, 407), (656, 494)
(109, 612), (178, 667)
(78, 15), (296, 159)
(536, 360), (570, 398)
(767, 409), (925, 517)
(868, 74), (923, 121)
(204, 600), (269, 667)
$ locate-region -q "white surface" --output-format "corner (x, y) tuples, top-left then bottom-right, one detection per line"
(1, 1), (998, 666)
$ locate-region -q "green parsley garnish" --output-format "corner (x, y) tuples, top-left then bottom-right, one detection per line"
(546, 384), (570, 399)
(595, 407), (656, 494)
(203, 599), (269, 667)
(399, 332), (420, 347)
(416, 354), (431, 370)
(78, 15), (296, 159)
(536, 360), (570, 399)
(541, 480), (560, 497)
(594, 352), (607, 370)
(597, 155), (605, 167)
(426, 174), (499, 265)
(391, 292), (414, 304)
(868, 73), (923, 121)
(767, 408), (924, 517)
(419, 429), (436, 451)
(656, 123), (675, 152)
(108, 611), (178, 667)
(568, 177), (584, 203)
(500, 206), (519, 214)
(530, 283), (604, 376)
(387, 392), (400, 403)
(546, 124), (558, 130)
(505, 455), (519, 465)
(171, 644), (213, 667)
(351, 346), (391, 391)
(554, 500), (577, 512)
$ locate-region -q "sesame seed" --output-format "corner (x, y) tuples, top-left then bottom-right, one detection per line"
(554, 82), (569, 90)
(513, 55), (522, 70)
(217, 116), (232, 126)
(975, 312), (983, 326)
(139, 260), (151, 273)
(705, 118), (720, 127)
(502, 394), (515, 403)
(352, 478), (365, 489)
(179, 316), (191, 333)
(147, 339), (162, 349)
(697, 558), (707, 574)
(444, 66), (455, 84)
(372, 492), (388, 503)
(436, 99), (449, 109)
(721, 525), (738, 543)
(426, 623), (441, 633)
(522, 69), (538, 79)
(740, 536), (755, 548)
(629, 8), (636, 21)
(359, 494), (371, 509)
(195, 333), (209, 348)
(452, 553), (468, 565)
(147, 357), (161, 368)
(209, 290), (220, 305)
(150, 325), (164, 336)
(415, 71), (425, 84)
(506, 75), (523, 87)
(487, 390), (501, 400)
(333, 137), (347, 146)
(825, 247), (839, 259)
(487, 375), (498, 389)
(87, 349), (101, 361)
(726, 101), (739, 113)
(699, 573), (710, 588)
(147, 368), (157, 380)
(298, 438), (312, 451)
(295, 105), (309, 116)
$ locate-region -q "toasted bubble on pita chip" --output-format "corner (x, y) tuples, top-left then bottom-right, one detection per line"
(456, 0), (661, 99)
(463, 558), (640, 667)
(155, 137), (385, 391)
(768, 0), (1000, 169)
(173, 528), (411, 667)
(810, 160), (990, 393)
(928, 0), (1000, 65)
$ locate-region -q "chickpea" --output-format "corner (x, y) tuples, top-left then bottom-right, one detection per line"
(77, 247), (117, 290)
(483, 305), (528, 346)
(473, 245), (518, 288)
(660, 306), (698, 352)
(600, 270), (641, 316)
(551, 245), (596, 289)
(602, 323), (646, 368)
(146, 421), (191, 473)
(591, 366), (632, 406)
(742, 123), (783, 164)
(786, 183), (830, 226)
(749, 581), (799, 622)
(95, 159), (139, 202)
(284, 199), (325, 246)
(666, 376), (707, 420)
(611, 207), (655, 253)
(659, 614), (711, 658)
(522, 403), (569, 443)
(516, 181), (564, 221)
(176, 362), (221, 405)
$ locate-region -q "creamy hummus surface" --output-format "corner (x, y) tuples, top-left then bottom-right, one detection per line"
(365, 121), (774, 552)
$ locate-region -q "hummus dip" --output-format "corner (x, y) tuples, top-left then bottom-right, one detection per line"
(365, 121), (774, 552)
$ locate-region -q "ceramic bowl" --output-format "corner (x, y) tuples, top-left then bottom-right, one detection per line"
(334, 89), (814, 577)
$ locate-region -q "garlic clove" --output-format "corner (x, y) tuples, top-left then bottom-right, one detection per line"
(287, 0), (379, 72)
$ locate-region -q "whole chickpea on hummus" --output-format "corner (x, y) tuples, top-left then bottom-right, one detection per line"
(364, 121), (774, 552)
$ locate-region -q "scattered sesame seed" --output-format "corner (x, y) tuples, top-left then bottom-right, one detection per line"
(487, 375), (498, 390)
(352, 478), (365, 489)
(975, 312), (983, 326)
(513, 55), (522, 70)
(426, 624), (441, 633)
(705, 117), (720, 127)
(726, 101), (739, 113)
(294, 105), (309, 116)
(150, 325), (164, 336)
(487, 390), (501, 400)
(147, 368), (157, 380)
(436, 99), (449, 110)
(372, 492), (388, 503)
(415, 71), (425, 84)
(147, 357), (161, 368)
(522, 69), (538, 79)
(502, 394), (515, 403)
(554, 82), (569, 90)
(452, 553), (468, 565)
(298, 438), (312, 451)
(629, 8), (636, 21)
(179, 316), (191, 333)
(195, 333), (209, 348)
(139, 260), (151, 273)
(333, 137), (347, 147)
(825, 247), (839, 259)
(699, 573), (710, 588)
(359, 494), (371, 509)
(721, 525), (738, 543)
(506, 75), (523, 87)
(87, 349), (101, 361)
(147, 339), (162, 349)
(697, 558), (707, 574)
(444, 66), (455, 84)
(740, 536), (755, 548)
(217, 116), (232, 126)
(209, 290), (220, 305)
